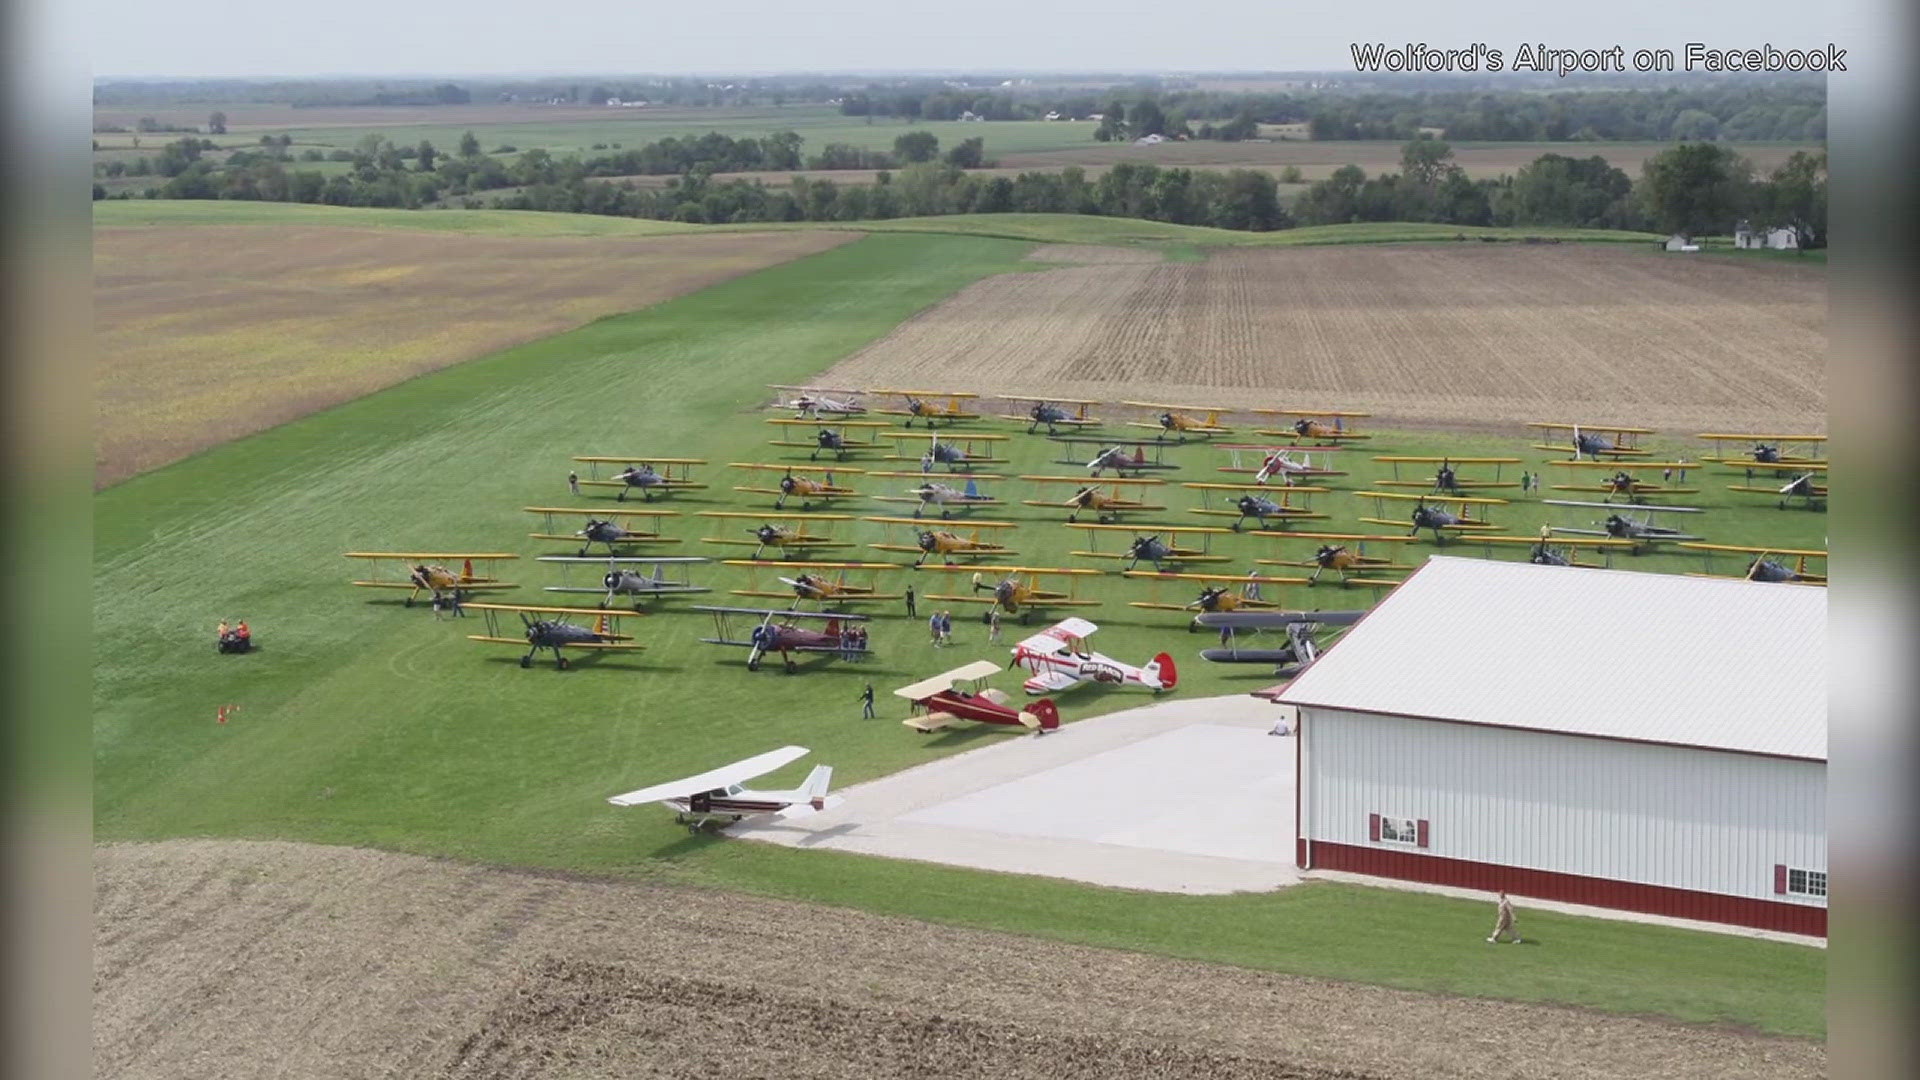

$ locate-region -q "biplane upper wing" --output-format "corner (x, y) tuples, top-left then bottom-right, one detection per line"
(1192, 609), (1368, 629)
(893, 660), (1004, 700)
(607, 746), (811, 807)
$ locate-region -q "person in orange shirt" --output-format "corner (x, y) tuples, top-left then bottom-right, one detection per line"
(235, 621), (251, 647)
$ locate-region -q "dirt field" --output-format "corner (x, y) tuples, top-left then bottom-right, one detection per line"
(93, 225), (851, 486)
(94, 840), (1823, 1079)
(816, 243), (1826, 435)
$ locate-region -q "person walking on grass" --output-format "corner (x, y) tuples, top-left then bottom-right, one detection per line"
(859, 682), (875, 719)
(1487, 891), (1523, 944)
(568, 470), (581, 496)
(929, 609), (943, 646)
(987, 609), (1002, 643)
(905, 583), (917, 618)
(937, 609), (953, 646)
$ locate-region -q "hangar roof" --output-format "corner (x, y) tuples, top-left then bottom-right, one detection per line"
(1277, 556), (1827, 761)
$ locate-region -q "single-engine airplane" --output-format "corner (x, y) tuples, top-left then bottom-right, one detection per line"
(1069, 523), (1233, 572)
(1122, 569), (1309, 614)
(866, 473), (1002, 518)
(882, 431), (1009, 472)
(1217, 444), (1347, 484)
(537, 555), (711, 609)
(693, 606), (872, 672)
(768, 384), (868, 418)
(1050, 435), (1181, 477)
(919, 564), (1103, 623)
(994, 396), (1103, 435)
(1527, 422), (1655, 460)
(1196, 609), (1367, 677)
(864, 516), (1019, 566)
(1008, 616), (1176, 695)
(764, 418), (894, 461)
(1250, 409), (1372, 442)
(867, 388), (982, 428)
(896, 660), (1061, 734)
(723, 560), (903, 609)
(1254, 534), (1413, 585)
(607, 745), (841, 833)
(1182, 482), (1329, 530)
(728, 463), (864, 510)
(1018, 474), (1167, 523)
(696, 511), (856, 560)
(571, 456), (708, 501)
(1121, 400), (1236, 440)
(1677, 542), (1828, 585)
(1728, 467), (1827, 510)
(1546, 460), (1700, 502)
(462, 603), (644, 669)
(1470, 528), (1634, 568)
(1542, 500), (1707, 547)
(1355, 491), (1507, 543)
(1373, 456), (1521, 492)
(1696, 433), (1828, 470)
(525, 507), (680, 556)
(345, 552), (519, 607)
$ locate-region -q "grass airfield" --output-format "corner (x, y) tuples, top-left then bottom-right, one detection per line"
(93, 212), (1828, 1037)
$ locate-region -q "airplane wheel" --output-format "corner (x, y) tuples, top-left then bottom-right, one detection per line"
(404, 597), (414, 608)
(519, 656), (532, 669)
(747, 658), (761, 672)
(784, 660), (797, 674)
(556, 657), (570, 671)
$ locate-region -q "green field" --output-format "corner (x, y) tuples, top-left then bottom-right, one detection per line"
(94, 223), (1827, 1036)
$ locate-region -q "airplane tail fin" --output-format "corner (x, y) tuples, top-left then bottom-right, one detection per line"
(1030, 699), (1061, 731)
(802, 764), (832, 806)
(1143, 652), (1178, 691)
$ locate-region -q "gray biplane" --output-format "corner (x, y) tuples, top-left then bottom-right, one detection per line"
(571, 456), (708, 501)
(767, 384), (868, 418)
(1542, 499), (1707, 548)
(1470, 527), (1635, 568)
(881, 430), (1009, 472)
(1696, 432), (1828, 470)
(1122, 569), (1310, 615)
(1546, 460), (1700, 502)
(1728, 466), (1827, 510)
(525, 506), (680, 556)
(1373, 456), (1521, 492)
(993, 396), (1103, 435)
(1527, 422), (1656, 460)
(1677, 542), (1828, 585)
(1182, 482), (1329, 531)
(1195, 609), (1369, 676)
(1068, 522), (1233, 572)
(536, 555), (711, 609)
(865, 472), (1002, 518)
(1355, 491), (1508, 543)
(764, 418), (894, 461)
(461, 603), (645, 670)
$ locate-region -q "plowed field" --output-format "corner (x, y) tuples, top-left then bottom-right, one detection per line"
(93, 226), (852, 486)
(94, 841), (1823, 1079)
(817, 243), (1825, 435)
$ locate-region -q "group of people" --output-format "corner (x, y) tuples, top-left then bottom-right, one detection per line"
(927, 609), (956, 646)
(215, 619), (252, 654)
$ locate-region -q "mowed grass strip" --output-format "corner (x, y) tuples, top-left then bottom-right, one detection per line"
(93, 230), (1825, 1035)
(93, 224), (852, 485)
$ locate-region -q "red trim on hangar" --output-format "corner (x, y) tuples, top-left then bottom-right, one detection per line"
(1305, 841), (1827, 937)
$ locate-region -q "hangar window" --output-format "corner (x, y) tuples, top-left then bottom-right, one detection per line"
(1378, 815), (1418, 845)
(1787, 868), (1827, 898)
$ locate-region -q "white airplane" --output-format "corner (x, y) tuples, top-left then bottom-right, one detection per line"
(893, 478), (999, 518)
(607, 746), (841, 833)
(768, 385), (866, 419)
(1007, 617), (1177, 695)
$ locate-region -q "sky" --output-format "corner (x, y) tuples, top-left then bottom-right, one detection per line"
(86, 1), (1858, 79)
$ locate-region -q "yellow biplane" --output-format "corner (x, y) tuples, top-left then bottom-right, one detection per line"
(1069, 522), (1233, 571)
(1252, 534), (1413, 586)
(1251, 409), (1372, 442)
(1374, 456), (1521, 492)
(1018, 474), (1167, 523)
(1527, 422), (1655, 460)
(763, 418), (894, 461)
(881, 430), (1008, 471)
(1696, 433), (1828, 470)
(1677, 542), (1828, 585)
(1727, 465), (1827, 510)
(1182, 482), (1329, 530)
(344, 552), (519, 608)
(1546, 460), (1701, 502)
(864, 516), (1019, 566)
(918, 564), (1104, 623)
(697, 511), (857, 560)
(1470, 527), (1636, 569)
(723, 560), (905, 609)
(571, 456), (708, 501)
(1356, 491), (1507, 542)
(994, 396), (1104, 435)
(727, 463), (865, 510)
(461, 603), (644, 670)
(525, 506), (680, 555)
(1121, 400), (1237, 440)
(866, 388), (982, 427)
(1122, 569), (1310, 614)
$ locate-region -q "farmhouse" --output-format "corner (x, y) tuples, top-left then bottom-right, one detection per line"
(1277, 556), (1827, 936)
(1734, 220), (1801, 249)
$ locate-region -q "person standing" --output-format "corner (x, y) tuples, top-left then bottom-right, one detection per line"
(568, 470), (581, 496)
(928, 609), (943, 646)
(1487, 891), (1522, 943)
(859, 683), (875, 719)
(905, 584), (917, 618)
(987, 609), (1001, 643)
(937, 609), (952, 646)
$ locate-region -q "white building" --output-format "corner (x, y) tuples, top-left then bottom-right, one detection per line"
(1662, 233), (1698, 252)
(1277, 557), (1827, 936)
(1734, 220), (1801, 249)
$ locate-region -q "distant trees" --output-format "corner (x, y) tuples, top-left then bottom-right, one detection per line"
(893, 131), (939, 163)
(1753, 150), (1827, 247)
(207, 111), (227, 135)
(1510, 154), (1636, 228)
(1639, 142), (1753, 235)
(416, 140), (437, 172)
(458, 130), (480, 157)
(943, 136), (985, 169)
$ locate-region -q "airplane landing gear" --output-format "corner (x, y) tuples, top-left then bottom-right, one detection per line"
(519, 655), (533, 668)
(556, 656), (570, 670)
